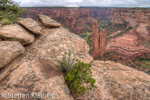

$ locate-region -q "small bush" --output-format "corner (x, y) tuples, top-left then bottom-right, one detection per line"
(64, 59), (96, 95)
(56, 50), (96, 95)
(1, 18), (10, 25)
(56, 50), (76, 73)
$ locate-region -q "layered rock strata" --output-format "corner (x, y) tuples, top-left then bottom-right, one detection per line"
(104, 8), (150, 61)
(112, 8), (150, 27)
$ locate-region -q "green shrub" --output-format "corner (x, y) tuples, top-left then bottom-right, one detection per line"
(56, 50), (96, 95)
(1, 18), (9, 25)
(64, 59), (96, 95)
(0, 0), (26, 24)
(56, 50), (76, 73)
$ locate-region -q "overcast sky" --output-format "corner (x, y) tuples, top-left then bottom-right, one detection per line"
(13, 0), (150, 7)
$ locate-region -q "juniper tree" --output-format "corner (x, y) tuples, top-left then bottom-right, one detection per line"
(0, 0), (26, 24)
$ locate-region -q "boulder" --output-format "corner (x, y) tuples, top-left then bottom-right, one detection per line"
(18, 18), (43, 34)
(0, 41), (25, 69)
(0, 24), (34, 45)
(83, 60), (150, 100)
(38, 14), (61, 27)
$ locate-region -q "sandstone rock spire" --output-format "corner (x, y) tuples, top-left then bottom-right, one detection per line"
(99, 28), (106, 56)
(91, 20), (99, 59)
(91, 20), (106, 59)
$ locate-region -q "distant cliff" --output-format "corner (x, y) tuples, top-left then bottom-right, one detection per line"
(21, 7), (112, 34)
(112, 8), (150, 27)
(104, 8), (150, 72)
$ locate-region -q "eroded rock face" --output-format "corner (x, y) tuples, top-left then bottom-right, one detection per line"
(83, 60), (150, 100)
(0, 24), (34, 45)
(136, 23), (150, 40)
(105, 28), (150, 59)
(18, 18), (43, 34)
(0, 22), (92, 100)
(38, 14), (61, 27)
(0, 41), (25, 69)
(112, 8), (150, 27)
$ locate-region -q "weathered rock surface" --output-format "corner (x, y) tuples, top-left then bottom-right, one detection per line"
(0, 22), (92, 99)
(0, 24), (34, 45)
(0, 41), (25, 69)
(83, 60), (150, 100)
(18, 18), (43, 34)
(38, 14), (61, 27)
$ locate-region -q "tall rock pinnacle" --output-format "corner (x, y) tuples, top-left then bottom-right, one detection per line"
(91, 20), (106, 59)
(91, 20), (99, 59)
(99, 28), (106, 57)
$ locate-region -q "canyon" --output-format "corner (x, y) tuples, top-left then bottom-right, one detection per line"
(106, 8), (150, 58)
(0, 14), (150, 100)
(103, 8), (150, 73)
(21, 7), (112, 34)
(84, 8), (150, 74)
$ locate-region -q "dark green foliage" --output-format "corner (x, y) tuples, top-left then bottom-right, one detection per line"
(56, 51), (96, 95)
(64, 59), (96, 95)
(0, 0), (26, 24)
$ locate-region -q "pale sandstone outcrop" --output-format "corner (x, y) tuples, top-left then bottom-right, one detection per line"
(18, 18), (43, 34)
(38, 14), (61, 27)
(0, 24), (34, 45)
(0, 20), (92, 100)
(0, 41), (25, 69)
(83, 60), (150, 100)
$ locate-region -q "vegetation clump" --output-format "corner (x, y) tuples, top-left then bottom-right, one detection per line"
(0, 0), (26, 25)
(56, 50), (96, 95)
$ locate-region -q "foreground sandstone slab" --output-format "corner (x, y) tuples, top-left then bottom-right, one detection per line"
(0, 41), (25, 69)
(38, 14), (61, 27)
(18, 18), (43, 34)
(83, 60), (150, 100)
(0, 24), (92, 100)
(0, 24), (34, 45)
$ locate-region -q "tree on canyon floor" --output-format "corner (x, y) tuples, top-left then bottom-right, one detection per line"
(0, 0), (26, 25)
